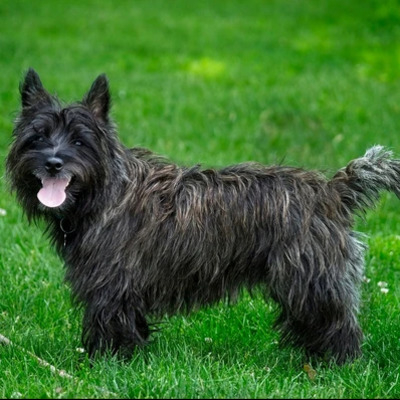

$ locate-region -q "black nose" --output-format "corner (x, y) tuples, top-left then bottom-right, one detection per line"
(45, 157), (64, 174)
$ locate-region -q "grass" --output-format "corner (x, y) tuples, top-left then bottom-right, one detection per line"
(1, 0), (400, 397)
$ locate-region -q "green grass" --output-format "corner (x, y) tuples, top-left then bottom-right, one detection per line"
(1, 0), (400, 398)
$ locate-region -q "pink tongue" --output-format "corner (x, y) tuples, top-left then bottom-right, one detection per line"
(37, 178), (70, 208)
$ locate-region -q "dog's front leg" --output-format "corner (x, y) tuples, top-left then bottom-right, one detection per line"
(80, 285), (150, 358)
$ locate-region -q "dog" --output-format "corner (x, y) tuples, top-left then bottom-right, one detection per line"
(6, 68), (400, 364)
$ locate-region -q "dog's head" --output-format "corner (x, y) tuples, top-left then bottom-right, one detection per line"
(6, 69), (119, 219)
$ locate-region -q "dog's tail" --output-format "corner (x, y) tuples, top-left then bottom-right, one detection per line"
(331, 145), (400, 215)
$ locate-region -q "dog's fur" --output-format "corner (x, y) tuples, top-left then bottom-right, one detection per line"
(6, 69), (400, 364)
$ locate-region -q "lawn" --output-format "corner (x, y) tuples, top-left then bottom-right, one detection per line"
(1, 0), (400, 398)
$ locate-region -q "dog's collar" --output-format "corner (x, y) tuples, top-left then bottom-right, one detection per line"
(59, 217), (76, 247)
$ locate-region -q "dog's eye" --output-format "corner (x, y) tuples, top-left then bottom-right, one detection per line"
(74, 140), (83, 146)
(32, 135), (45, 143)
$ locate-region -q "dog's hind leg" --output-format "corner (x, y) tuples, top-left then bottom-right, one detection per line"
(271, 233), (365, 364)
(275, 278), (363, 364)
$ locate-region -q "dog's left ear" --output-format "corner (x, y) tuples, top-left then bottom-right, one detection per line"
(83, 74), (110, 123)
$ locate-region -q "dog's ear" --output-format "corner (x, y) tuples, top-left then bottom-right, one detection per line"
(20, 68), (52, 109)
(83, 74), (110, 122)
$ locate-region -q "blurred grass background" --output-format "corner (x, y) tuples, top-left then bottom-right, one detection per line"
(0, 0), (400, 398)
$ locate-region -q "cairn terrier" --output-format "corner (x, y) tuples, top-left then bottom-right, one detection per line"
(6, 68), (400, 364)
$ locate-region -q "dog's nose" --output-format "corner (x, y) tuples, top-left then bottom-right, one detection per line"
(45, 157), (64, 174)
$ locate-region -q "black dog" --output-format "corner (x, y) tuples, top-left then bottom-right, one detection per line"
(6, 68), (400, 364)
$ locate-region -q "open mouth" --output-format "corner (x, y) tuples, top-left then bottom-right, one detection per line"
(37, 177), (71, 208)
